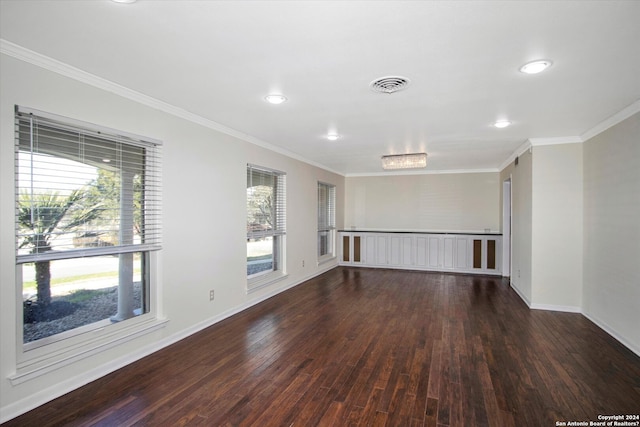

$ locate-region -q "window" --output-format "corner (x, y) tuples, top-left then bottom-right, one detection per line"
(318, 181), (336, 261)
(246, 164), (286, 286)
(15, 106), (161, 349)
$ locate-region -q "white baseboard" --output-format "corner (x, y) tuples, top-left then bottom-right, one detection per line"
(0, 263), (338, 424)
(1, 327), (173, 423)
(530, 303), (581, 313)
(507, 282), (639, 358)
(509, 282), (532, 307)
(509, 282), (581, 313)
(581, 311), (640, 358)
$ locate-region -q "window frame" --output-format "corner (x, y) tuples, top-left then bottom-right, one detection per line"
(246, 164), (287, 291)
(12, 106), (165, 377)
(317, 181), (336, 263)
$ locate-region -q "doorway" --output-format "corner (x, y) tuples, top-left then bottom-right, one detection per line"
(502, 178), (512, 277)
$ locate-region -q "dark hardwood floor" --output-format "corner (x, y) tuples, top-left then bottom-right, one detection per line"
(5, 267), (640, 426)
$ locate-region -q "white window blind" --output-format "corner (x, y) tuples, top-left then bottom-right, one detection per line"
(15, 106), (162, 264)
(246, 164), (286, 240)
(318, 182), (336, 233)
(318, 182), (336, 258)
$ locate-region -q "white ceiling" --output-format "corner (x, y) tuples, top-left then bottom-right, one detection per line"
(2, 0), (639, 175)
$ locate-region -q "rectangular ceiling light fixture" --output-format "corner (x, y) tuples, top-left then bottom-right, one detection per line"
(381, 152), (427, 170)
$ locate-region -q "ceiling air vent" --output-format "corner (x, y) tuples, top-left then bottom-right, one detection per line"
(370, 76), (410, 94)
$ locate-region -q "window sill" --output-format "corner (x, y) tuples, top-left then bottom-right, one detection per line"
(318, 255), (337, 266)
(247, 272), (289, 293)
(10, 316), (168, 385)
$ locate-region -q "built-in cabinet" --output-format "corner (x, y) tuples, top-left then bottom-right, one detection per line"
(340, 231), (502, 275)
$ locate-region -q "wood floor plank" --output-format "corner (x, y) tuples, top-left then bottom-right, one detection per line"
(426, 340), (443, 399)
(5, 267), (640, 427)
(424, 397), (439, 427)
(358, 387), (384, 426)
(476, 356), (502, 427)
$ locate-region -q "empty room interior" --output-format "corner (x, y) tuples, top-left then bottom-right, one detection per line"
(1, 1), (639, 426)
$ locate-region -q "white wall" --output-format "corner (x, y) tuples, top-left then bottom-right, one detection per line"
(345, 173), (500, 232)
(583, 112), (640, 355)
(501, 112), (639, 356)
(531, 143), (583, 311)
(0, 54), (344, 420)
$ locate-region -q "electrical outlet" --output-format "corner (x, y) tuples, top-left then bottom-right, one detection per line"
(302, 260), (305, 267)
(209, 290), (215, 301)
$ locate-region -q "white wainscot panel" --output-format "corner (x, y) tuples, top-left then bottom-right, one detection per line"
(389, 235), (414, 267)
(338, 232), (501, 276)
(443, 237), (455, 269)
(455, 237), (470, 270)
(365, 235), (376, 265)
(390, 236), (402, 265)
(416, 237), (427, 266)
(401, 236), (413, 266)
(428, 237), (439, 269)
(376, 235), (388, 265)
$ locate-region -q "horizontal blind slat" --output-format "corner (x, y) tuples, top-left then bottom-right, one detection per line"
(17, 244), (162, 264)
(247, 164), (286, 238)
(317, 182), (336, 231)
(15, 106), (162, 262)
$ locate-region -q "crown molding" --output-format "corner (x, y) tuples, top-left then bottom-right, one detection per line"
(346, 168), (499, 178)
(5, 38), (638, 179)
(498, 100), (640, 172)
(498, 140), (532, 171)
(580, 99), (640, 142)
(0, 39), (345, 177)
(528, 136), (583, 146)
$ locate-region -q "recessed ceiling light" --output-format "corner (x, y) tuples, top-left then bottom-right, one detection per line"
(111, 0), (137, 3)
(326, 134), (340, 141)
(265, 94), (287, 105)
(519, 60), (553, 74)
(494, 120), (511, 128)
